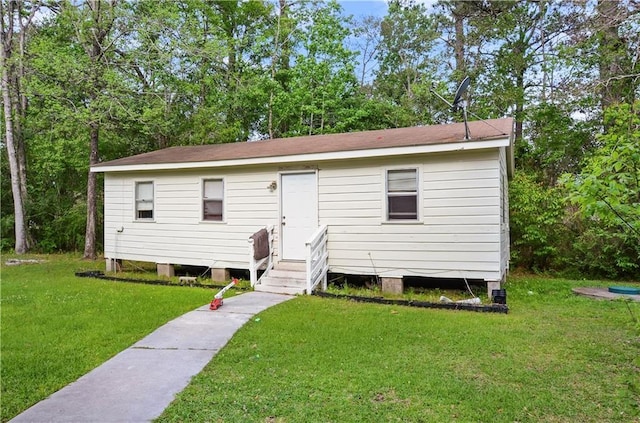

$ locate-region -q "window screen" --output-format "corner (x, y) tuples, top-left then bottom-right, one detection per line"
(135, 181), (154, 220)
(203, 179), (224, 221)
(387, 169), (418, 220)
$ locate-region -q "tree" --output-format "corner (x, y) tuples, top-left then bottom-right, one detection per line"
(434, 1), (486, 80)
(210, 0), (272, 141)
(145, 0), (272, 144)
(0, 0), (42, 253)
(265, 0), (294, 139)
(524, 103), (594, 185)
(374, 0), (441, 126)
(564, 102), (640, 236)
(112, 0), (184, 151)
(72, 0), (119, 259)
(555, 1), (638, 115)
(23, 0), (176, 252)
(30, 0), (126, 258)
(350, 15), (381, 89)
(261, 0), (360, 137)
(562, 102), (640, 278)
(595, 0), (637, 110)
(468, 2), (553, 141)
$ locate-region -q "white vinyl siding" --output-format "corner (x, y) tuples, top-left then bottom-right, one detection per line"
(135, 181), (154, 220)
(103, 146), (509, 283)
(104, 168), (280, 268)
(203, 179), (224, 221)
(318, 150), (503, 281)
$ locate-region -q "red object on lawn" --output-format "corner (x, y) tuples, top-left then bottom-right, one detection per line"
(210, 278), (239, 310)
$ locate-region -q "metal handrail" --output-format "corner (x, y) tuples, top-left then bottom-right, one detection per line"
(305, 225), (329, 294)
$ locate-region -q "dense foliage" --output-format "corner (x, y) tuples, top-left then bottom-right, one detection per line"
(1, 0), (639, 278)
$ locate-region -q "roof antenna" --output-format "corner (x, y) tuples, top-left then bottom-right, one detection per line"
(452, 76), (470, 140)
(430, 76), (471, 139)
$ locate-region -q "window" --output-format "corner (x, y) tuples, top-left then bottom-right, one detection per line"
(386, 169), (418, 220)
(203, 179), (224, 221)
(135, 181), (154, 220)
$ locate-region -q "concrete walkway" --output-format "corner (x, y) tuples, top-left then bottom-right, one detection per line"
(10, 292), (293, 423)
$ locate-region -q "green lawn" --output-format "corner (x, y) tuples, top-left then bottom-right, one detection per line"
(2, 256), (639, 422)
(157, 276), (640, 423)
(0, 255), (214, 422)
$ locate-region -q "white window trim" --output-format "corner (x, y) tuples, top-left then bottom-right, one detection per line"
(134, 180), (155, 222)
(382, 166), (422, 224)
(201, 178), (226, 223)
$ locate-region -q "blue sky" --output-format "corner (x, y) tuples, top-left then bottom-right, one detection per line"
(338, 0), (437, 18)
(339, 0), (390, 18)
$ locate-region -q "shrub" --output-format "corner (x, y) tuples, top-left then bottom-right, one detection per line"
(569, 223), (640, 280)
(1, 213), (15, 251)
(562, 101), (640, 280)
(509, 171), (568, 271)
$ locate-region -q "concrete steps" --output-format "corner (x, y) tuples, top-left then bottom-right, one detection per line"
(254, 262), (307, 295)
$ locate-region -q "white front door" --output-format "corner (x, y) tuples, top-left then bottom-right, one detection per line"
(281, 172), (318, 260)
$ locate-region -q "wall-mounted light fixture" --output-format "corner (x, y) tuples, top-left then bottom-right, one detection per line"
(268, 181), (277, 192)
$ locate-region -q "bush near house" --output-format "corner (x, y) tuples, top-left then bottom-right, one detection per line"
(510, 169), (640, 280)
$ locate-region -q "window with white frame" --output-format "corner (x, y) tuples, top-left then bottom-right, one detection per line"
(386, 169), (418, 220)
(135, 181), (154, 220)
(203, 179), (224, 221)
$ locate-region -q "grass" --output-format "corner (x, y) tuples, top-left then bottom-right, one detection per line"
(157, 275), (640, 423)
(0, 254), (216, 422)
(2, 255), (639, 422)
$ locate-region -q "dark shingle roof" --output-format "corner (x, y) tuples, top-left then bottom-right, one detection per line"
(96, 118), (513, 169)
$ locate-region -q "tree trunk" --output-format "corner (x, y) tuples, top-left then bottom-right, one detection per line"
(1, 54), (28, 253)
(514, 52), (526, 144)
(513, 66), (526, 166)
(9, 61), (29, 227)
(83, 121), (99, 259)
(268, 0), (293, 139)
(0, 2), (28, 253)
(82, 0), (109, 259)
(597, 0), (634, 111)
(268, 90), (275, 139)
(268, 1), (282, 139)
(17, 11), (32, 212)
(453, 2), (466, 77)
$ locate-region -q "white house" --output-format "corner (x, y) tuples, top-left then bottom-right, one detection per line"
(92, 118), (514, 296)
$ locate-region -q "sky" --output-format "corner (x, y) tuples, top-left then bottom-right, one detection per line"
(338, 0), (438, 18)
(339, 0), (390, 18)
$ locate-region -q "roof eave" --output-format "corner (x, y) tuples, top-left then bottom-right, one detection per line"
(91, 136), (511, 173)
